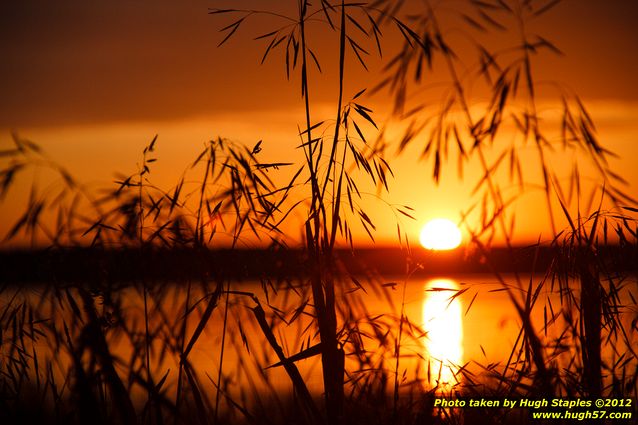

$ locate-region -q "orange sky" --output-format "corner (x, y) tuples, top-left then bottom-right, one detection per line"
(1, 0), (637, 248)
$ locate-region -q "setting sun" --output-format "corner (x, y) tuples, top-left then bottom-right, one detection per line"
(419, 218), (462, 250)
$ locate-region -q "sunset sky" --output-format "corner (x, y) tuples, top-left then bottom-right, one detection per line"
(1, 0), (637, 247)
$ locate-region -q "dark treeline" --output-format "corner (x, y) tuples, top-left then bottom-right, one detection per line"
(2, 245), (636, 284)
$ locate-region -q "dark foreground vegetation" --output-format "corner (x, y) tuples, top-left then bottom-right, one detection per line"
(2, 1), (638, 424)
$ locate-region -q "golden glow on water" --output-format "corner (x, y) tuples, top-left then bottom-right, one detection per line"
(422, 279), (463, 386)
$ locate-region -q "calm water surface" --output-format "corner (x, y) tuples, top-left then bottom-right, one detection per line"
(5, 272), (637, 405)
(135, 273), (635, 396)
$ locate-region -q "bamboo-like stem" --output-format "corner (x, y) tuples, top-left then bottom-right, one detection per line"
(580, 256), (602, 397)
(174, 280), (192, 425)
(251, 302), (322, 423)
(298, 1), (345, 423)
(214, 280), (231, 424)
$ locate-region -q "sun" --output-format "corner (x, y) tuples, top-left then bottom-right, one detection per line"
(419, 218), (462, 250)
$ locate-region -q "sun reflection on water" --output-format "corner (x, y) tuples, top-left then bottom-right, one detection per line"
(422, 278), (463, 387)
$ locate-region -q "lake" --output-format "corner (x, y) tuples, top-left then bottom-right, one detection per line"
(2, 271), (636, 417)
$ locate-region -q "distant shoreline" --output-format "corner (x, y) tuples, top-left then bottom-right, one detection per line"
(1, 245), (636, 284)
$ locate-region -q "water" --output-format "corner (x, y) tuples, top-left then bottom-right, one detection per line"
(2, 272), (637, 408)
